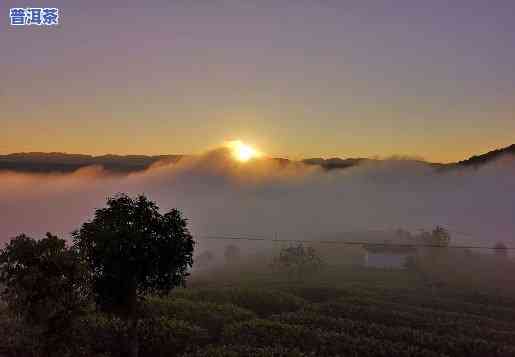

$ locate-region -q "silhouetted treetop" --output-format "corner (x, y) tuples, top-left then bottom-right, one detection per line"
(72, 193), (195, 313)
(0, 232), (88, 355)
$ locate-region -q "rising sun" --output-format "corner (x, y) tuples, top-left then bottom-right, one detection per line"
(226, 140), (261, 162)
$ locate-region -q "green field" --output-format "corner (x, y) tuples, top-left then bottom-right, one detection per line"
(3, 258), (515, 357)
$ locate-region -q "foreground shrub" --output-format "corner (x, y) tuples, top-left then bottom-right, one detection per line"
(0, 313), (115, 357)
(138, 317), (210, 357)
(172, 288), (306, 316)
(222, 319), (442, 357)
(75, 314), (128, 356)
(182, 345), (316, 357)
(0, 316), (42, 357)
(279, 286), (347, 303)
(75, 314), (209, 357)
(334, 294), (515, 331)
(272, 310), (515, 357)
(141, 297), (255, 336)
(310, 299), (515, 345)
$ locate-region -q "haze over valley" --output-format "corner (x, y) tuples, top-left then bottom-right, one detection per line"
(1, 144), (514, 247)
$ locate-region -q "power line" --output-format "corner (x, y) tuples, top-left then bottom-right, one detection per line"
(200, 235), (272, 241)
(200, 236), (515, 250)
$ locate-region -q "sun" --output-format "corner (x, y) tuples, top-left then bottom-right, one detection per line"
(226, 140), (261, 162)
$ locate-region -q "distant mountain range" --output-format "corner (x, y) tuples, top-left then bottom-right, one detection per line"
(456, 144), (515, 167)
(0, 153), (182, 173)
(1, 144), (514, 174)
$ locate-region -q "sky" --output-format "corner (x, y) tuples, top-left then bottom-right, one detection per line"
(1, 0), (515, 162)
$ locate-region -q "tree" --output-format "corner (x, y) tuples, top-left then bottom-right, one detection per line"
(417, 226), (451, 247)
(414, 226), (451, 295)
(224, 244), (241, 264)
(0, 233), (88, 355)
(430, 226), (451, 247)
(494, 242), (508, 258)
(72, 193), (195, 357)
(273, 244), (323, 281)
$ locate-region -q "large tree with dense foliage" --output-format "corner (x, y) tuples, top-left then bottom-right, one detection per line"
(72, 193), (195, 357)
(0, 233), (88, 355)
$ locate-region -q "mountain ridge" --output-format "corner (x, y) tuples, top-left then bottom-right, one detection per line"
(1, 144), (513, 174)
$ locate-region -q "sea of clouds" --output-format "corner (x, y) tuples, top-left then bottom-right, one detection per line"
(1, 148), (514, 248)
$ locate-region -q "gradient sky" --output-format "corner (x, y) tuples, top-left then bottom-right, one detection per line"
(2, 0), (514, 162)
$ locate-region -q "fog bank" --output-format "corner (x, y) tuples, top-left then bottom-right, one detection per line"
(1, 148), (514, 246)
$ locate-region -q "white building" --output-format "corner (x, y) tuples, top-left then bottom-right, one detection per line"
(363, 245), (416, 269)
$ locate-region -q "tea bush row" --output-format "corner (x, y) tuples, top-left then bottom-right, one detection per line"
(272, 310), (515, 357)
(222, 319), (444, 357)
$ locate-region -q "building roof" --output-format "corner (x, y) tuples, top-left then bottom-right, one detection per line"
(363, 244), (417, 254)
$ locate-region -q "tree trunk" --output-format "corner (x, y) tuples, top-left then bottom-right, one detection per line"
(126, 285), (139, 357)
(127, 316), (139, 357)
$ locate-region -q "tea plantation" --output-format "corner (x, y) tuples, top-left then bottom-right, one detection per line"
(2, 265), (515, 357)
